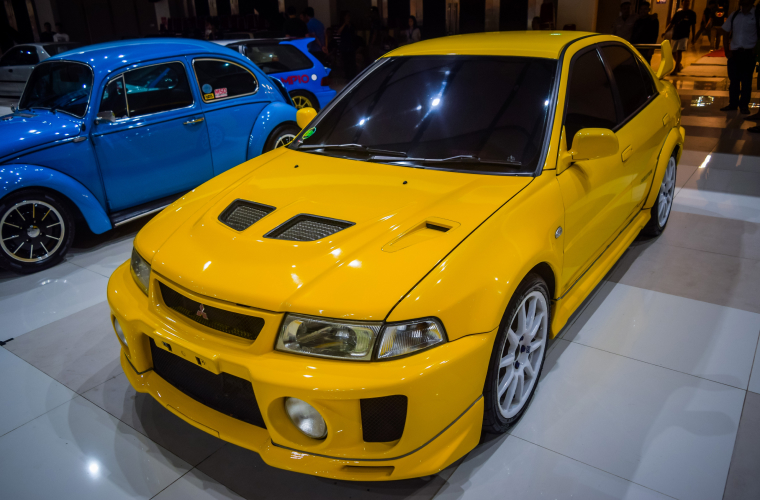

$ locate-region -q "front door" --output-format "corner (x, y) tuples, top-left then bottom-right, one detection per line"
(556, 46), (631, 292)
(0, 46), (39, 96)
(91, 60), (213, 212)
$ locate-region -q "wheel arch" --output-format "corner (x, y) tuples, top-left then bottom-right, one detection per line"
(0, 164), (112, 234)
(246, 101), (299, 159)
(643, 127), (684, 210)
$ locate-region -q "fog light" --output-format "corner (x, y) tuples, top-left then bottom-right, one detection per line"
(284, 397), (327, 439)
(113, 318), (128, 347)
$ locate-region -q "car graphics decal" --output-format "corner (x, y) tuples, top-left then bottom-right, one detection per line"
(204, 93), (214, 100)
(214, 88), (228, 98)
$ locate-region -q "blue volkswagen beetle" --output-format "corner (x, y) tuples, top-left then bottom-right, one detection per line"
(0, 38), (300, 273)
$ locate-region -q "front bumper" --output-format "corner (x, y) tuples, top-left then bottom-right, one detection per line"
(108, 261), (494, 480)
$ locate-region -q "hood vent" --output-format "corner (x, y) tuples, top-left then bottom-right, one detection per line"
(265, 215), (354, 241)
(219, 200), (275, 231)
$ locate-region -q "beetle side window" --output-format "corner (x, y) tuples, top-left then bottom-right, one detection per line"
(193, 59), (258, 102)
(564, 50), (617, 147)
(600, 45), (651, 120)
(0, 46), (39, 66)
(240, 44), (313, 74)
(123, 62), (194, 117)
(99, 78), (128, 119)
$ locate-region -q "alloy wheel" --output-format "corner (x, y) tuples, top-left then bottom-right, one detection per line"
(0, 200), (65, 263)
(274, 133), (297, 148)
(496, 290), (548, 419)
(657, 156), (676, 227)
(291, 95), (313, 109)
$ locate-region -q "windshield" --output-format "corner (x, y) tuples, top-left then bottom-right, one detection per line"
(19, 61), (92, 118)
(292, 55), (557, 174)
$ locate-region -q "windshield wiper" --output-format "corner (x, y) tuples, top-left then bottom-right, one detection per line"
(298, 143), (408, 157)
(419, 155), (522, 167)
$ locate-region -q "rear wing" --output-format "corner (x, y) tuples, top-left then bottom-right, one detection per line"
(632, 40), (674, 80)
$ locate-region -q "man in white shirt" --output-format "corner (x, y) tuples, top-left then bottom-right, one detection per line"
(720, 0), (757, 114)
(52, 23), (69, 42)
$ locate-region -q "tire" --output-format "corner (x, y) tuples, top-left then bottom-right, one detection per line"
(289, 90), (320, 111)
(482, 273), (550, 434)
(0, 190), (76, 274)
(642, 152), (677, 237)
(263, 123), (301, 152)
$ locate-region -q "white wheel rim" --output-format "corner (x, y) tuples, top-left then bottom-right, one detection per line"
(496, 291), (548, 419)
(275, 133), (296, 148)
(0, 200), (65, 263)
(657, 157), (676, 227)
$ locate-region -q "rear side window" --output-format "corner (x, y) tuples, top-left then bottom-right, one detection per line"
(601, 45), (651, 119)
(240, 43), (313, 74)
(564, 49), (617, 147)
(0, 46), (39, 66)
(123, 62), (194, 117)
(193, 59), (258, 102)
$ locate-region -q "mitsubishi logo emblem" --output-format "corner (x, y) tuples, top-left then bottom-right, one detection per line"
(196, 304), (208, 320)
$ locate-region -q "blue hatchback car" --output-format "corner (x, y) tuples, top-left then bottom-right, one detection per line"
(216, 38), (336, 111)
(0, 38), (299, 273)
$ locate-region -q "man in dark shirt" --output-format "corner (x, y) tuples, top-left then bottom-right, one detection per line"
(632, 2), (660, 63)
(283, 6), (308, 38)
(663, 0), (697, 74)
(39, 22), (55, 43)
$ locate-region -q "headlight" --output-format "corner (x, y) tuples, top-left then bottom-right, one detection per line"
(130, 248), (151, 295)
(276, 314), (381, 360)
(377, 319), (446, 359)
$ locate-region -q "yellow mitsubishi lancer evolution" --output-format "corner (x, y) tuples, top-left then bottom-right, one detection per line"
(108, 31), (683, 480)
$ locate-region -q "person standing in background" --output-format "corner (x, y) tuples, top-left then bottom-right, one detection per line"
(662, 0), (696, 74)
(283, 6), (308, 38)
(302, 7), (326, 56)
(632, 2), (659, 63)
(613, 1), (638, 41)
(53, 23), (69, 42)
(40, 22), (55, 43)
(338, 11), (357, 81)
(710, 2), (727, 49)
(721, 0), (757, 115)
(404, 16), (421, 44)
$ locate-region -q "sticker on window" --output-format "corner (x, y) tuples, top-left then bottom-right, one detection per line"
(302, 127), (316, 140)
(204, 93), (214, 100)
(202, 84), (212, 93)
(214, 88), (228, 98)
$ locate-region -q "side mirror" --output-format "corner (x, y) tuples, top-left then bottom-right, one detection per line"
(95, 110), (116, 124)
(296, 107), (317, 129)
(656, 40), (675, 80)
(558, 128), (619, 174)
(10, 104), (17, 112)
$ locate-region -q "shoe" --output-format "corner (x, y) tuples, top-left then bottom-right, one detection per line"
(748, 125), (760, 133)
(720, 105), (738, 111)
(741, 107), (751, 114)
(747, 112), (760, 120)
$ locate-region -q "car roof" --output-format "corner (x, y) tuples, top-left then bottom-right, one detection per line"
(213, 38), (301, 46)
(384, 31), (598, 60)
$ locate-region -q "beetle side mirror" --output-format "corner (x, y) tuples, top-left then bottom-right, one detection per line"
(558, 128), (619, 174)
(296, 107), (317, 129)
(95, 111), (116, 124)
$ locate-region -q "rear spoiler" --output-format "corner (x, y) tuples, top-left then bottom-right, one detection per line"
(632, 40), (674, 80)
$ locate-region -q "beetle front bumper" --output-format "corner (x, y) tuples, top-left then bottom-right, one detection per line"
(108, 261), (494, 480)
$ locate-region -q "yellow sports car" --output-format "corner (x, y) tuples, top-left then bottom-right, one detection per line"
(107, 31), (683, 481)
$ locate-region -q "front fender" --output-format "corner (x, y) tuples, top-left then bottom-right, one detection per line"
(246, 101), (298, 160)
(643, 126), (685, 209)
(0, 164), (112, 234)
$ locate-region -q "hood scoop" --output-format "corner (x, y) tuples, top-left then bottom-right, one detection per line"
(219, 200), (275, 231)
(265, 215), (354, 241)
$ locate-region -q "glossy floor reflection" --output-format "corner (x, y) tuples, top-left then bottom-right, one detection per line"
(2, 55), (760, 500)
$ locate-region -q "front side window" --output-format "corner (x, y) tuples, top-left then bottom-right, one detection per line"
(19, 61), (92, 118)
(292, 56), (557, 175)
(564, 49), (617, 146)
(0, 46), (39, 66)
(240, 43), (313, 74)
(122, 62), (194, 117)
(99, 78), (128, 119)
(193, 59), (258, 102)
(600, 45), (651, 119)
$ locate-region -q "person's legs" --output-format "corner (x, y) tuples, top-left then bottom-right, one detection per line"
(739, 50), (755, 111)
(725, 55), (740, 109)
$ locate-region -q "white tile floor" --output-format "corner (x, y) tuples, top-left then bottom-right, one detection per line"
(1, 59), (760, 500)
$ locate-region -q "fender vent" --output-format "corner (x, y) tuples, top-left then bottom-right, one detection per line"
(265, 215), (354, 241)
(219, 200), (275, 231)
(360, 395), (408, 442)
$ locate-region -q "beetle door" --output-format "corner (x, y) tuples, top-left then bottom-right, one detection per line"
(91, 61), (213, 212)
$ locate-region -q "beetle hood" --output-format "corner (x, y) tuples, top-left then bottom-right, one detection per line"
(0, 111), (83, 160)
(150, 149), (532, 321)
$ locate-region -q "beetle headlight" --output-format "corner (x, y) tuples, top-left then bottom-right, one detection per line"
(276, 315), (446, 360)
(130, 248), (151, 295)
(377, 319), (446, 359)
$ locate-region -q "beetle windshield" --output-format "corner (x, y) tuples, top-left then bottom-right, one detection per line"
(19, 61), (92, 118)
(292, 56), (557, 174)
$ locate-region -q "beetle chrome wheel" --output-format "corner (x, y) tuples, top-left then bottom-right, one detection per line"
(0, 200), (65, 263)
(496, 290), (548, 419)
(275, 133), (297, 148)
(291, 95), (314, 109)
(657, 156), (676, 227)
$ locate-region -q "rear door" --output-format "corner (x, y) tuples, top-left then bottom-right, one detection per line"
(91, 60), (213, 212)
(0, 46), (39, 95)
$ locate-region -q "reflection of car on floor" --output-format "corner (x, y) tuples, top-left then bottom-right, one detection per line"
(108, 32), (683, 481)
(215, 38), (336, 110)
(0, 42), (83, 96)
(0, 38), (299, 273)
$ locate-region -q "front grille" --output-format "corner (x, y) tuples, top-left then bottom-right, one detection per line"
(158, 282), (264, 341)
(149, 338), (266, 428)
(360, 395), (408, 442)
(218, 200), (275, 231)
(265, 214), (354, 241)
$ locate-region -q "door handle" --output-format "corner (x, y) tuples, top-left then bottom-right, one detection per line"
(621, 145), (633, 162)
(183, 117), (204, 125)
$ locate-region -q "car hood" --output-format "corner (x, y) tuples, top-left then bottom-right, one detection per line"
(0, 111), (83, 159)
(152, 150), (532, 321)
